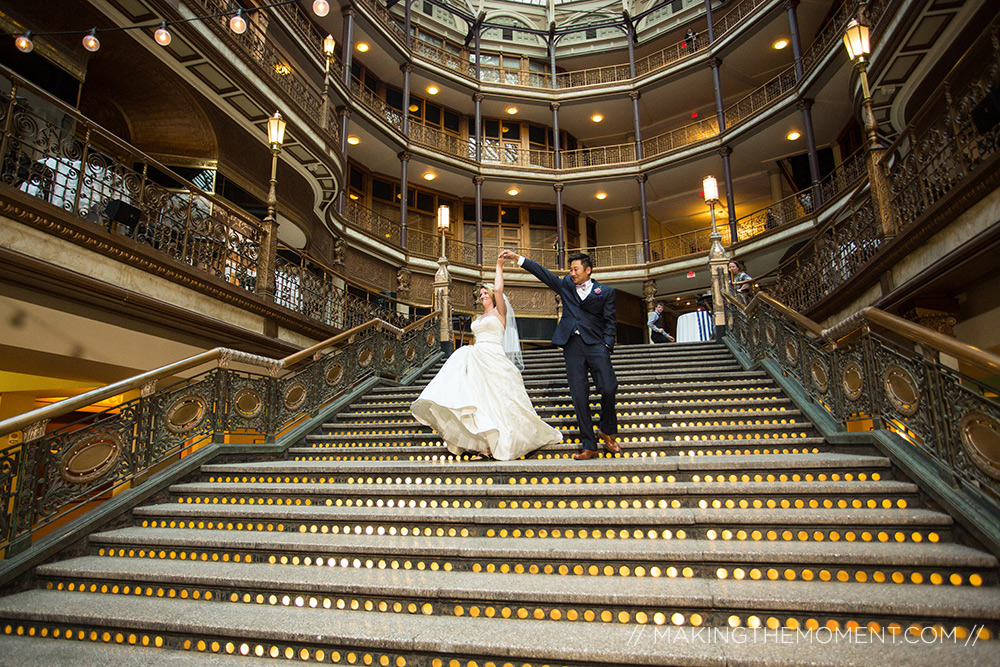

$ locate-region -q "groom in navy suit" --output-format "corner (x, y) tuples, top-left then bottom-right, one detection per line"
(499, 250), (620, 460)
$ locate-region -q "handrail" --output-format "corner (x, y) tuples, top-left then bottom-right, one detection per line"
(0, 312), (439, 439)
(284, 310), (440, 368)
(726, 287), (1000, 376)
(727, 290), (825, 337)
(844, 309), (1000, 374)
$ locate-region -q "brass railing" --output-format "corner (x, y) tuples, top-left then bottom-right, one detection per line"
(0, 312), (441, 558)
(764, 18), (1000, 314)
(723, 290), (1000, 523)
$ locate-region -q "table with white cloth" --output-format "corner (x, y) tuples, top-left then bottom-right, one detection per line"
(675, 310), (714, 343)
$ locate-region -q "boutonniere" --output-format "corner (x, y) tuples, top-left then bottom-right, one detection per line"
(594, 287), (602, 295)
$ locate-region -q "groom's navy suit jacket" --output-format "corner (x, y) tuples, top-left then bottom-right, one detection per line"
(521, 258), (617, 351)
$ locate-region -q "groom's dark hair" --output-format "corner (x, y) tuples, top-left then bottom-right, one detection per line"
(568, 252), (593, 270)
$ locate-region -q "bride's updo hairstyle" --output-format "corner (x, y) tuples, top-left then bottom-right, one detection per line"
(475, 283), (496, 308)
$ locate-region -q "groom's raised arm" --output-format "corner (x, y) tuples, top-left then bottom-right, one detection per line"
(501, 250), (562, 293)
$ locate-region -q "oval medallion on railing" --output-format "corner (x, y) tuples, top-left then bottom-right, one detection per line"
(383, 345), (395, 365)
(751, 322), (761, 347)
(959, 411), (1000, 480)
(61, 434), (122, 484)
(425, 330), (436, 348)
(405, 343), (416, 362)
(358, 346), (374, 368)
(784, 337), (800, 367)
(842, 361), (864, 402)
(283, 382), (308, 411)
(233, 388), (263, 419)
(884, 365), (919, 417)
(811, 359), (829, 394)
(165, 394), (207, 434)
(325, 362), (344, 387)
(765, 321), (777, 348)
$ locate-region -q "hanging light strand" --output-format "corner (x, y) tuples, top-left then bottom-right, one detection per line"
(6, 0), (304, 53)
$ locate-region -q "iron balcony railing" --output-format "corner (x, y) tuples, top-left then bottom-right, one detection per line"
(0, 313), (441, 558)
(0, 64), (423, 334)
(764, 18), (1000, 315)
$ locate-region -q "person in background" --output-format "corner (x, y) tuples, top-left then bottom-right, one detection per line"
(728, 260), (753, 304)
(647, 302), (674, 343)
(684, 27), (698, 54)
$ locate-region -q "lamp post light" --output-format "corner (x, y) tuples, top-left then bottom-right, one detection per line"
(703, 175), (729, 333)
(258, 111), (286, 299)
(434, 204), (454, 354)
(843, 14), (896, 238)
(321, 35), (336, 130)
(843, 18), (878, 148)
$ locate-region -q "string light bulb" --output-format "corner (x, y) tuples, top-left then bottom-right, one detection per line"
(313, 0), (331, 17)
(154, 21), (172, 46)
(82, 29), (100, 53)
(14, 32), (34, 54)
(229, 10), (247, 35)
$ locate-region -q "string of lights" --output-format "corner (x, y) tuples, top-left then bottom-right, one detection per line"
(8, 0), (337, 54)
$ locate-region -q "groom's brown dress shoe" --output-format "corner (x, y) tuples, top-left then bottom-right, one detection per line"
(573, 449), (600, 460)
(598, 430), (621, 454)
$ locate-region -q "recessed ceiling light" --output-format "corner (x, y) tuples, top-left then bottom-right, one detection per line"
(423, 172), (436, 181)
(595, 192), (607, 200)
(786, 130), (801, 141)
(349, 193), (360, 200)
(506, 106), (518, 115)
(773, 39), (789, 50)
(356, 42), (370, 52)
(408, 104), (419, 113)
(591, 114), (604, 123)
(507, 187), (519, 196)
(347, 135), (360, 145)
(427, 85), (439, 95)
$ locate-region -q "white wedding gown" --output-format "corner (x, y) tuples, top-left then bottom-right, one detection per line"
(410, 312), (562, 460)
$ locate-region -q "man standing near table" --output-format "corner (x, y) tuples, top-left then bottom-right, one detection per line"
(647, 302), (674, 343)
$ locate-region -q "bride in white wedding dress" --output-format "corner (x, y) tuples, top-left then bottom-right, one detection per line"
(410, 254), (562, 460)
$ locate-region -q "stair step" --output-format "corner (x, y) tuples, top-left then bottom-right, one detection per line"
(8, 590), (995, 667)
(200, 452), (889, 478)
(34, 557), (1000, 631)
(171, 477), (918, 503)
(87, 528), (998, 585)
(132, 504), (953, 545)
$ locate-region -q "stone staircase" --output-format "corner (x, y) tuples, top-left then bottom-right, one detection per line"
(1, 342), (998, 665)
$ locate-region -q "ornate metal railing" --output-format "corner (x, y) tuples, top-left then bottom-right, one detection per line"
(724, 291), (1000, 527)
(408, 122), (472, 162)
(561, 142), (637, 170)
(0, 66), (268, 293)
(349, 77), (404, 132)
(344, 200), (403, 248)
(733, 145), (869, 242)
(193, 0), (325, 129)
(764, 18), (1000, 314)
(712, 0), (773, 36)
(0, 312), (441, 558)
(724, 66), (798, 127)
(273, 243), (419, 329)
(884, 23), (1000, 234)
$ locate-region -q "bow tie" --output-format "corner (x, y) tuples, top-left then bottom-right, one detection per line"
(577, 282), (589, 291)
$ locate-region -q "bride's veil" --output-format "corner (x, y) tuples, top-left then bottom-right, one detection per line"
(501, 293), (524, 371)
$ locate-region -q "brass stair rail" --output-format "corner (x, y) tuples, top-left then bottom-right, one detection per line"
(726, 289), (1000, 374)
(0, 311), (439, 440)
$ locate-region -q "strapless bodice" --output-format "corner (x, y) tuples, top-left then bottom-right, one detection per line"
(471, 313), (504, 346)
